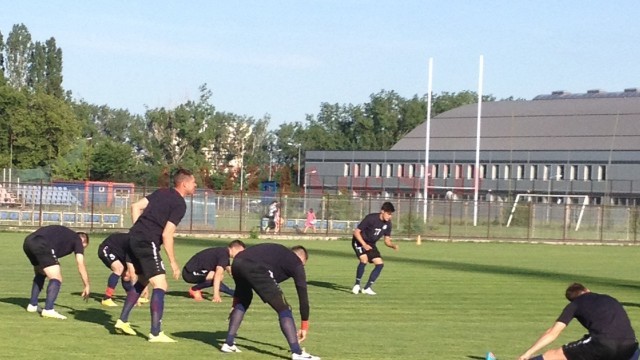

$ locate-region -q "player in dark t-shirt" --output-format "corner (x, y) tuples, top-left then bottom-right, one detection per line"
(351, 202), (398, 296)
(518, 283), (639, 360)
(23, 225), (90, 320)
(97, 232), (134, 307)
(182, 240), (245, 302)
(220, 243), (321, 360)
(114, 168), (196, 342)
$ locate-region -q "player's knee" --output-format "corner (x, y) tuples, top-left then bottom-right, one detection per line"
(270, 297), (290, 313)
(278, 308), (293, 319)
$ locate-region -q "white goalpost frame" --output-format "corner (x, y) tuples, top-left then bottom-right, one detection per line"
(473, 55), (484, 227)
(506, 193), (590, 231)
(423, 58), (433, 224)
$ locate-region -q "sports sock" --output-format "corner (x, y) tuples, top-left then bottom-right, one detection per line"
(278, 309), (302, 354)
(530, 356), (543, 360)
(119, 282), (144, 322)
(355, 262), (366, 285)
(105, 273), (120, 299)
(219, 282), (234, 296)
(29, 273), (46, 306)
(225, 303), (246, 346)
(193, 280), (213, 291)
(44, 279), (62, 310)
(121, 279), (133, 292)
(365, 264), (384, 289)
(150, 288), (165, 336)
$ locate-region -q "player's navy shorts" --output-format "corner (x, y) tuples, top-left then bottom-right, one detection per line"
(98, 244), (128, 269)
(128, 235), (165, 279)
(23, 234), (58, 268)
(351, 239), (381, 262)
(231, 257), (290, 311)
(563, 335), (638, 360)
(182, 267), (208, 284)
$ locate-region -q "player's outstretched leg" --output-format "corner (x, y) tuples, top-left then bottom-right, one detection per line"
(102, 273), (121, 307)
(363, 264), (383, 295)
(27, 273), (45, 313)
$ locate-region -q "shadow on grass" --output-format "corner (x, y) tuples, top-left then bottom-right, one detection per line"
(307, 280), (352, 293)
(235, 336), (290, 359)
(621, 302), (640, 308)
(172, 330), (227, 346)
(0, 296), (29, 309)
(466, 356), (486, 359)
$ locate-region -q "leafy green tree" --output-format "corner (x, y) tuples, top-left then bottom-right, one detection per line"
(89, 138), (136, 181)
(0, 30), (6, 84)
(44, 37), (63, 98)
(5, 23), (32, 90)
(432, 90), (495, 116)
(27, 41), (46, 92)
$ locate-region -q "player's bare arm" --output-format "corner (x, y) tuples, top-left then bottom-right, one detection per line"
(518, 321), (566, 360)
(75, 253), (91, 299)
(212, 265), (225, 303)
(384, 236), (398, 251)
(162, 221), (180, 280)
(130, 197), (149, 224)
(353, 228), (371, 250)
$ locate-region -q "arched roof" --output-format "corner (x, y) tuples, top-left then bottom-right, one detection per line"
(391, 91), (640, 152)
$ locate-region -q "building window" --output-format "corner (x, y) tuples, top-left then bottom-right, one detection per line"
(530, 165), (537, 180)
(543, 165), (550, 180)
(480, 164), (487, 179)
(556, 165), (564, 180)
(597, 165), (606, 181)
(467, 165), (475, 180)
(375, 164), (382, 177)
(570, 165), (577, 180)
(442, 164), (450, 179)
(408, 164), (415, 178)
(420, 164), (425, 178)
(516, 165), (524, 180)
(385, 164), (392, 178)
(397, 164), (404, 178)
(583, 165), (591, 181)
(354, 163), (360, 177)
(343, 163), (350, 177)
(491, 165), (498, 180)
(432, 164), (439, 178)
(503, 165), (510, 180)
(454, 164), (462, 179)
(364, 163), (371, 177)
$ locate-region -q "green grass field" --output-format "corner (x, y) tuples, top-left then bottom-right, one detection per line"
(1, 233), (639, 360)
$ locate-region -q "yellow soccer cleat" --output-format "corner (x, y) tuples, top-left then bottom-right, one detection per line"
(137, 297), (149, 305)
(101, 298), (118, 307)
(114, 319), (137, 336)
(148, 332), (177, 343)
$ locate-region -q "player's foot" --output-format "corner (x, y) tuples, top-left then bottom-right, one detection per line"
(148, 331), (177, 343)
(101, 298), (118, 307)
(189, 288), (204, 301)
(485, 351), (497, 360)
(137, 297), (149, 305)
(362, 287), (377, 295)
(351, 284), (361, 294)
(220, 343), (242, 353)
(41, 309), (67, 320)
(292, 350), (321, 360)
(115, 319), (137, 335)
(26, 304), (42, 313)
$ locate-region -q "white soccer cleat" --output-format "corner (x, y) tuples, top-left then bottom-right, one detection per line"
(41, 309), (67, 320)
(220, 343), (242, 353)
(351, 284), (361, 294)
(26, 304), (42, 313)
(362, 287), (377, 295)
(292, 350), (321, 360)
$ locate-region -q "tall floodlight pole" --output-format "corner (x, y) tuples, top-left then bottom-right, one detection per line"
(473, 55), (484, 226)
(423, 57), (433, 224)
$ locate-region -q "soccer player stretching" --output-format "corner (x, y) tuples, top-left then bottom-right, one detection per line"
(114, 168), (196, 342)
(23, 225), (90, 319)
(182, 240), (246, 302)
(351, 202), (398, 295)
(221, 243), (321, 360)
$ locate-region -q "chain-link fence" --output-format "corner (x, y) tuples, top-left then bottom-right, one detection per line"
(1, 181), (639, 243)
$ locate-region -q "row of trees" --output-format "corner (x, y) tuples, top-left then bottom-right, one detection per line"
(0, 23), (503, 191)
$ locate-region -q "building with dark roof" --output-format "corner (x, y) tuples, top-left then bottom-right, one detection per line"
(304, 89), (640, 205)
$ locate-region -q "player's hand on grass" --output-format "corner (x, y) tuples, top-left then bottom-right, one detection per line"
(297, 329), (307, 343)
(170, 261), (180, 280)
(81, 285), (90, 301)
(212, 295), (222, 303)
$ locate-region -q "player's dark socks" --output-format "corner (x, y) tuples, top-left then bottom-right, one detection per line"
(225, 303), (246, 346)
(365, 264), (384, 289)
(29, 273), (46, 305)
(121, 280), (133, 292)
(355, 262), (366, 285)
(105, 273), (120, 298)
(120, 282), (144, 322)
(193, 280), (213, 291)
(150, 288), (165, 336)
(220, 282), (234, 296)
(44, 279), (61, 310)
(278, 309), (302, 354)
(530, 356), (543, 360)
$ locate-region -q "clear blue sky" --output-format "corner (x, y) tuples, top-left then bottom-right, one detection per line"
(2, 2), (639, 128)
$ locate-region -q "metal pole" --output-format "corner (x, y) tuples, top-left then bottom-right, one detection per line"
(297, 146), (301, 187)
(473, 55), (484, 226)
(423, 57), (433, 224)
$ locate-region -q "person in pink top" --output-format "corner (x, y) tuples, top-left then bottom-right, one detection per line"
(304, 208), (316, 233)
